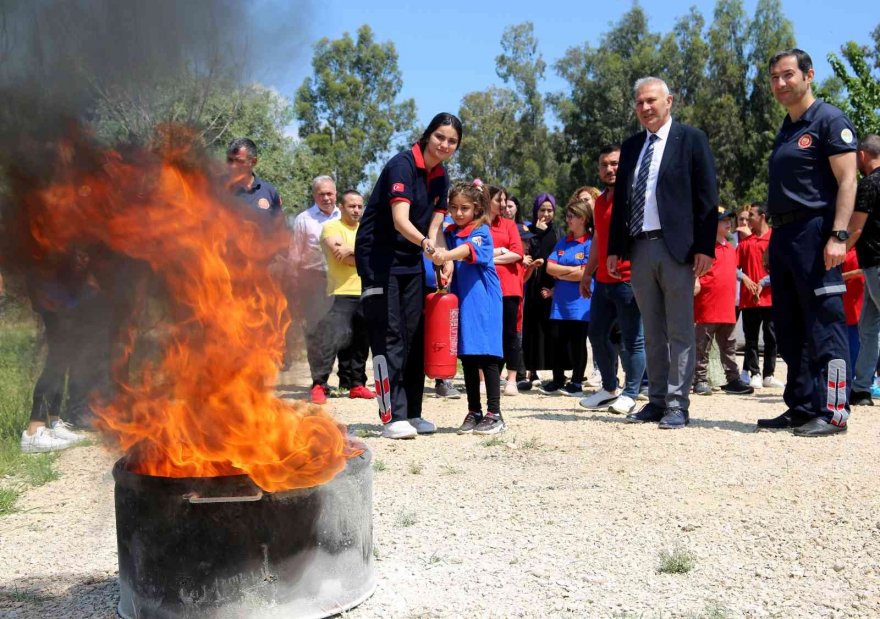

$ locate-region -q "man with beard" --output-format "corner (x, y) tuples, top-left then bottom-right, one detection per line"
(578, 145), (646, 415)
(757, 49), (857, 436)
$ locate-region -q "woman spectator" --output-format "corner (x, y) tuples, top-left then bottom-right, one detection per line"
(567, 186), (601, 209)
(519, 193), (561, 390)
(488, 185), (524, 397)
(355, 112), (461, 439)
(539, 200), (593, 396)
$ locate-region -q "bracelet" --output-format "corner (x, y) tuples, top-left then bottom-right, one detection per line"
(420, 237), (429, 248)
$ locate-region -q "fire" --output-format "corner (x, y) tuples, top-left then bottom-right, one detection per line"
(16, 125), (360, 492)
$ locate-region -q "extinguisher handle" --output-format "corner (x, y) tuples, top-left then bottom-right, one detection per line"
(434, 265), (446, 292)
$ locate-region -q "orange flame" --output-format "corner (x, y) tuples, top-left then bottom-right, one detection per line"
(20, 125), (359, 491)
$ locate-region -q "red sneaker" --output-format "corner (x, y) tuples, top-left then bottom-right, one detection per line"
(309, 384), (327, 404)
(348, 385), (376, 399)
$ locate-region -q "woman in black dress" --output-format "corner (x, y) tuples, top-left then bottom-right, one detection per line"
(519, 192), (562, 390)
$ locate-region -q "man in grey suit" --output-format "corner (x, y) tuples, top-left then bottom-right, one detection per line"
(607, 77), (719, 429)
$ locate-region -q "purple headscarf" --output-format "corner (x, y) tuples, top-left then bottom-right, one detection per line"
(532, 193), (556, 226)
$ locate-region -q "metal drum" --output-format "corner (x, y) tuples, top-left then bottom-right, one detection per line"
(113, 448), (375, 619)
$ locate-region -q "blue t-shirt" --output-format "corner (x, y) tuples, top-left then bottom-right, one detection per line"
(548, 234), (591, 321)
(234, 175), (282, 214)
(444, 223), (503, 357)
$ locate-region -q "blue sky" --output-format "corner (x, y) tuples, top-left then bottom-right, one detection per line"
(259, 0), (877, 129)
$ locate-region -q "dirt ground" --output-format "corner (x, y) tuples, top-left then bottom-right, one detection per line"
(1, 358), (879, 618)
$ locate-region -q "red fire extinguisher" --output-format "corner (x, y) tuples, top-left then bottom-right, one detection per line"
(424, 265), (459, 379)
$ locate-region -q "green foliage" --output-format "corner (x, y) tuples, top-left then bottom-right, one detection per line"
(0, 488), (18, 515)
(657, 544), (697, 574)
(827, 39), (880, 138)
(0, 312), (40, 444)
(455, 87), (520, 185)
(552, 1), (795, 207)
(492, 23), (559, 200)
(296, 25), (417, 193)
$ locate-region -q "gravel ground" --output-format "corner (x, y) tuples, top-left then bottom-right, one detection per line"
(2, 359), (879, 618)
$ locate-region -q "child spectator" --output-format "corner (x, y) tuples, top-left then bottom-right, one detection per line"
(432, 181), (506, 435)
(737, 203), (782, 389)
(539, 200), (593, 396)
(692, 209), (754, 396)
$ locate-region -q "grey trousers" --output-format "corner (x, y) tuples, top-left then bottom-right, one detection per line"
(630, 239), (696, 410)
(694, 322), (739, 383)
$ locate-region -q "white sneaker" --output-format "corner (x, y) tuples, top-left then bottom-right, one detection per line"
(749, 374), (764, 389)
(609, 394), (637, 415)
(503, 381), (519, 397)
(762, 376), (784, 388)
(382, 420), (417, 439)
(578, 388), (619, 410)
(408, 417), (436, 434)
(51, 420), (86, 443)
(586, 369), (603, 388)
(21, 427), (73, 454)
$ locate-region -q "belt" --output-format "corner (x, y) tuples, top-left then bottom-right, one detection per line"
(768, 210), (817, 228)
(633, 230), (663, 240)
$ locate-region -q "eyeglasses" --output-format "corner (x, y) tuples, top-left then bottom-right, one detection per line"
(565, 212), (583, 219)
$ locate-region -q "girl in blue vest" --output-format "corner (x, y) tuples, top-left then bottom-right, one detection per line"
(540, 199), (593, 396)
(432, 181), (505, 434)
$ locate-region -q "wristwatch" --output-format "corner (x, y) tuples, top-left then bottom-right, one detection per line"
(499, 247), (508, 255)
(831, 230), (850, 242)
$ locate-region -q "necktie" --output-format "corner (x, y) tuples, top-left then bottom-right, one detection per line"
(629, 133), (658, 237)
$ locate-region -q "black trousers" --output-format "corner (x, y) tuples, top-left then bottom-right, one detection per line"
(501, 296), (522, 370)
(310, 295), (370, 389)
(551, 319), (589, 384)
(30, 305), (111, 424)
(462, 354), (502, 416)
(363, 273), (425, 423)
(741, 307), (777, 378)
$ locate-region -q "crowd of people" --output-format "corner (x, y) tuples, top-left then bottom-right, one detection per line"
(18, 48), (880, 452)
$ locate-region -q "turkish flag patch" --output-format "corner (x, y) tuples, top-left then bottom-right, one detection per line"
(392, 182), (405, 193)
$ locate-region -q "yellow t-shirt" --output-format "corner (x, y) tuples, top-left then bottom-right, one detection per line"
(320, 219), (361, 296)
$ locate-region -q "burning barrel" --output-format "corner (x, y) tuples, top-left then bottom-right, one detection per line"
(113, 448), (375, 619)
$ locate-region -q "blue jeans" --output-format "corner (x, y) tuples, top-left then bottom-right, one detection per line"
(854, 265), (880, 391)
(588, 281), (646, 398)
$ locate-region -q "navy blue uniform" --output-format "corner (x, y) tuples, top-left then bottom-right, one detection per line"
(767, 100), (857, 425)
(356, 145), (449, 423)
(234, 175), (282, 214)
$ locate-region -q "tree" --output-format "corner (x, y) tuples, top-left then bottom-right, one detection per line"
(827, 39), (880, 138)
(295, 25), (416, 192)
(743, 0), (795, 202)
(552, 7), (664, 191)
(494, 23), (558, 200)
(455, 87), (520, 186)
(693, 0), (750, 206)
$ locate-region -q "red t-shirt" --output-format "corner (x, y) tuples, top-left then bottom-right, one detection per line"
(489, 216), (524, 297)
(843, 247), (864, 326)
(695, 240), (736, 324)
(736, 230), (772, 309)
(593, 191), (631, 283)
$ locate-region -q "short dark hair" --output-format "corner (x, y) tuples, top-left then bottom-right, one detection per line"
(769, 48), (813, 74)
(341, 189), (362, 202)
(419, 113), (463, 149)
(750, 202), (767, 217)
(859, 135), (880, 158)
(227, 138), (258, 159)
(598, 144), (621, 158)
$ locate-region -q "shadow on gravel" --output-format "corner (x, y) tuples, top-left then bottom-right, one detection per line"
(0, 575), (118, 618)
(521, 409), (624, 423)
(688, 418), (761, 434)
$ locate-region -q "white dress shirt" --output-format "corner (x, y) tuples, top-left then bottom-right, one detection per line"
(632, 116), (673, 233)
(290, 204), (340, 271)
